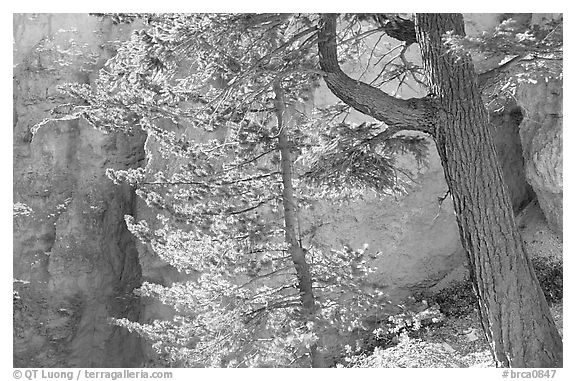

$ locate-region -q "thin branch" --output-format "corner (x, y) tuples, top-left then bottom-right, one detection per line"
(359, 32), (388, 81)
(141, 171), (281, 187)
(243, 300), (301, 322)
(226, 197), (275, 216)
(222, 148), (276, 172)
(393, 166), (418, 184)
(236, 267), (295, 289)
(339, 28), (386, 46)
(372, 43), (404, 67)
(432, 189), (451, 222)
(394, 73), (407, 96)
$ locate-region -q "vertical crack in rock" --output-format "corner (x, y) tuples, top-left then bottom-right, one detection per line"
(490, 105), (536, 214)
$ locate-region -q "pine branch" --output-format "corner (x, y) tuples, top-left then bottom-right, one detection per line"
(237, 267), (295, 289)
(478, 55), (526, 88)
(141, 171), (281, 187)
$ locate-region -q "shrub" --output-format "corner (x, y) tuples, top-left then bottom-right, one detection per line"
(423, 254), (562, 319)
(336, 300), (446, 366)
(427, 281), (478, 318)
(531, 255), (563, 304)
(347, 333), (466, 368)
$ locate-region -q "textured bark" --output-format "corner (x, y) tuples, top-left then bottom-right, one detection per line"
(357, 14), (417, 45)
(273, 81), (324, 368)
(317, 13), (563, 367)
(415, 14), (562, 367)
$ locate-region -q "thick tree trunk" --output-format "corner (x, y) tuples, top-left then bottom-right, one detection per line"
(415, 14), (562, 367)
(317, 13), (563, 367)
(273, 81), (324, 368)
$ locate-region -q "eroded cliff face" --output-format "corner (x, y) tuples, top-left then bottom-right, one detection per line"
(13, 14), (146, 367)
(516, 79), (563, 234)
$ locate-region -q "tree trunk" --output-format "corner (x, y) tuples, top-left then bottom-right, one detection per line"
(273, 81), (324, 368)
(414, 13), (562, 368)
(317, 13), (563, 367)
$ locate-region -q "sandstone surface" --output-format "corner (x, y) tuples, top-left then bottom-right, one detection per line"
(13, 14), (146, 367)
(516, 79), (563, 233)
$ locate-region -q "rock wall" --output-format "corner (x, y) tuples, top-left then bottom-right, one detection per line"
(516, 79), (563, 233)
(13, 14), (146, 367)
(302, 108), (534, 300)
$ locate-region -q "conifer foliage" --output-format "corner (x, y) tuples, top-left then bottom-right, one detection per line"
(53, 14), (412, 367)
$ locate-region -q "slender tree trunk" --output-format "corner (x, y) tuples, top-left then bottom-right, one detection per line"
(317, 13), (563, 367)
(414, 14), (562, 368)
(273, 81), (324, 368)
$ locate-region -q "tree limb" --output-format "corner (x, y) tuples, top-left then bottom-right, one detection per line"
(317, 14), (436, 135)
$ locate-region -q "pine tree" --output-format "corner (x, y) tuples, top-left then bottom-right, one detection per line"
(53, 14), (395, 367)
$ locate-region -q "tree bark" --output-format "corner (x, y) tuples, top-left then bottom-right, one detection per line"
(273, 81), (324, 368)
(416, 13), (562, 367)
(318, 13), (563, 367)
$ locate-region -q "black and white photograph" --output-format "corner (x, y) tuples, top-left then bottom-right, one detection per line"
(11, 9), (565, 375)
